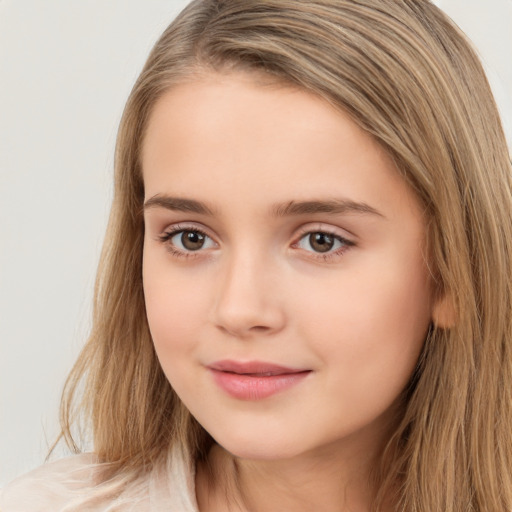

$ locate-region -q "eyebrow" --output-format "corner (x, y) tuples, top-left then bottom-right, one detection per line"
(143, 195), (217, 216)
(271, 199), (385, 218)
(143, 195), (384, 219)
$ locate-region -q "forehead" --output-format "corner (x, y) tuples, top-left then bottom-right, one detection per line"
(141, 71), (421, 223)
(142, 71), (357, 162)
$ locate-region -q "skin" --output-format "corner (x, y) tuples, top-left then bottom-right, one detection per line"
(142, 71), (447, 511)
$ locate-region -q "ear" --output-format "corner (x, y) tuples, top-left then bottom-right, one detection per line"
(432, 292), (456, 329)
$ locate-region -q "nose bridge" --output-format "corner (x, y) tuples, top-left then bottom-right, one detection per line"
(213, 244), (285, 337)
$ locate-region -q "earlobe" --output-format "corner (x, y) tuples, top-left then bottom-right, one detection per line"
(432, 292), (457, 329)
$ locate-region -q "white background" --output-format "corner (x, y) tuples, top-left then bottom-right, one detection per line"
(1, 0), (511, 485)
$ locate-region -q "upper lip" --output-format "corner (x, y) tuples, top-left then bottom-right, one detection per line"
(208, 360), (309, 376)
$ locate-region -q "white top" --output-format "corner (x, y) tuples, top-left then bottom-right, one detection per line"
(0, 448), (199, 511)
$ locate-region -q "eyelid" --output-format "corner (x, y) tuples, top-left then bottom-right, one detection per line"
(290, 223), (356, 261)
(293, 223), (356, 243)
(158, 221), (217, 240)
(157, 222), (219, 258)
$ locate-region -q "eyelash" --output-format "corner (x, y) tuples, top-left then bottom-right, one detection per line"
(157, 224), (355, 262)
(158, 224), (213, 260)
(292, 227), (355, 262)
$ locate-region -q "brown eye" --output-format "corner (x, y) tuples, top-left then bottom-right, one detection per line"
(164, 228), (216, 253)
(295, 230), (353, 257)
(181, 231), (206, 251)
(308, 232), (335, 253)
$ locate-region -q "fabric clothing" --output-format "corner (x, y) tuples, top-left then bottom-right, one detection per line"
(0, 448), (199, 511)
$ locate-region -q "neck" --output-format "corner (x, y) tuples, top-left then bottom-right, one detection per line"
(196, 432), (394, 512)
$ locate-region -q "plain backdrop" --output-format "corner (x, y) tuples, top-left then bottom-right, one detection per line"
(1, 0), (511, 485)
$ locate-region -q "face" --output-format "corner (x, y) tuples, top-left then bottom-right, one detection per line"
(142, 72), (439, 462)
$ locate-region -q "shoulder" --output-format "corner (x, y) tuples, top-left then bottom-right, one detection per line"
(0, 453), (102, 512)
(0, 447), (199, 512)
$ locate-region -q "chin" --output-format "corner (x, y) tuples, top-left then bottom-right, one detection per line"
(209, 429), (312, 462)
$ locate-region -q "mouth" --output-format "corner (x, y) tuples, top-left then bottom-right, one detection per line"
(207, 360), (311, 400)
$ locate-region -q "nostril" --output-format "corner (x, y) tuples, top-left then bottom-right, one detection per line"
(216, 323), (276, 338)
(249, 325), (270, 332)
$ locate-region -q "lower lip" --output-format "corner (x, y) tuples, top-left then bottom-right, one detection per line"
(209, 369), (310, 400)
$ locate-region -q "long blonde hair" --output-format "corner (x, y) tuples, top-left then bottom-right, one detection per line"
(57, 1), (512, 509)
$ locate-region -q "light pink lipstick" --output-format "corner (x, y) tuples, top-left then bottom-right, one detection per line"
(208, 360), (311, 400)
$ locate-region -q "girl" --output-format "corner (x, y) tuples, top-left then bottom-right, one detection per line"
(2, 0), (511, 510)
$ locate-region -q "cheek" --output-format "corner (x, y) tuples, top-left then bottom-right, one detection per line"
(142, 254), (208, 358)
(297, 263), (430, 342)
(292, 257), (432, 402)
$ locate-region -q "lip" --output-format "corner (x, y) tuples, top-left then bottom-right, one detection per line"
(208, 360), (311, 400)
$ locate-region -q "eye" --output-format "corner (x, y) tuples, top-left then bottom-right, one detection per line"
(159, 226), (216, 255)
(172, 230), (211, 251)
(295, 230), (354, 256)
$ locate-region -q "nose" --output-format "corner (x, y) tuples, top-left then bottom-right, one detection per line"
(212, 251), (286, 338)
